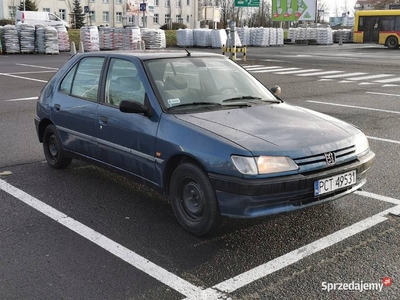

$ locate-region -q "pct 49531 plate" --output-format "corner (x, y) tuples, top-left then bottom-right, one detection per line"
(314, 170), (356, 197)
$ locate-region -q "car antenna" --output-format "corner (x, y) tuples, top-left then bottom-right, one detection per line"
(184, 48), (191, 57)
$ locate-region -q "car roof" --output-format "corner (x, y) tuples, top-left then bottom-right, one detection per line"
(73, 50), (225, 61)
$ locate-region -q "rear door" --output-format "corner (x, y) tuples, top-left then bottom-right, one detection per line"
(51, 56), (106, 159)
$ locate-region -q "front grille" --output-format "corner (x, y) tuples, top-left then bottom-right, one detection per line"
(294, 145), (356, 172)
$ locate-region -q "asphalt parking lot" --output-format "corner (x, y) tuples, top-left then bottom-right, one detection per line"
(0, 45), (399, 299)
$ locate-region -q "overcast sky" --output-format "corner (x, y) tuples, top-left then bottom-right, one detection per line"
(326, 0), (357, 17)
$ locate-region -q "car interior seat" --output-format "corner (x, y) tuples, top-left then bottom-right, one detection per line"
(163, 75), (199, 107)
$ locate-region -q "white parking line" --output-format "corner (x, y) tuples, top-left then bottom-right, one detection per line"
(8, 71), (56, 75)
(274, 69), (322, 75)
(347, 74), (393, 81)
(2, 178), (400, 299)
(4, 97), (38, 102)
(366, 91), (400, 97)
(367, 136), (400, 145)
(296, 71), (345, 76)
(245, 66), (282, 71)
(15, 63), (59, 70)
(0, 73), (47, 83)
(252, 67), (300, 73)
(212, 204), (400, 293)
(0, 179), (223, 300)
(306, 101), (400, 115)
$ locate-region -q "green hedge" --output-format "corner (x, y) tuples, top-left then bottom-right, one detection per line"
(0, 19), (14, 26)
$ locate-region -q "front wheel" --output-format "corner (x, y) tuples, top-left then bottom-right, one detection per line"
(169, 162), (221, 236)
(386, 36), (399, 49)
(43, 124), (72, 169)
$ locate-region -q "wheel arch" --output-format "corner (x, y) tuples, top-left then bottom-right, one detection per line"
(38, 118), (54, 143)
(163, 154), (208, 196)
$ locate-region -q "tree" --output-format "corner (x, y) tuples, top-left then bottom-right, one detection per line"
(71, 0), (86, 29)
(18, 0), (38, 11)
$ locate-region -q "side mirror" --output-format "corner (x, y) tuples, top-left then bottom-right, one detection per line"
(119, 100), (153, 117)
(270, 85), (281, 96)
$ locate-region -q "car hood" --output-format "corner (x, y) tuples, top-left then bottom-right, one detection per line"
(174, 103), (359, 157)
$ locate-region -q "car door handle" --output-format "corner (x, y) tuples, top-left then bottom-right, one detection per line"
(99, 116), (108, 123)
(54, 104), (61, 111)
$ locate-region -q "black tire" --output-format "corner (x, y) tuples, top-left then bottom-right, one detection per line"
(169, 162), (221, 236)
(386, 36), (399, 49)
(43, 124), (72, 169)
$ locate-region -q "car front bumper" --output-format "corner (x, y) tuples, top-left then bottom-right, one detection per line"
(208, 151), (375, 218)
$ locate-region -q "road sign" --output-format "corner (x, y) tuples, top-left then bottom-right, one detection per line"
(140, 3), (147, 11)
(234, 0), (260, 7)
(84, 6), (89, 14)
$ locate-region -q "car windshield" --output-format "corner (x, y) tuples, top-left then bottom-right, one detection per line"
(145, 56), (280, 111)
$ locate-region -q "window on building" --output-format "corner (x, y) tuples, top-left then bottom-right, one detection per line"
(8, 6), (16, 19)
(90, 11), (96, 23)
(103, 11), (109, 22)
(165, 14), (170, 24)
(116, 12), (122, 23)
(115, 0), (122, 4)
(176, 14), (181, 23)
(89, 0), (95, 2)
(102, 0), (109, 3)
(59, 9), (66, 20)
(186, 15), (189, 23)
(177, 0), (181, 7)
(153, 14), (159, 24)
(42, 8), (50, 12)
(187, 0), (190, 5)
(155, 0), (159, 6)
(165, 0), (170, 7)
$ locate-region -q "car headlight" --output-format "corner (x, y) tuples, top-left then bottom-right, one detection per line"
(231, 155), (298, 175)
(354, 132), (369, 156)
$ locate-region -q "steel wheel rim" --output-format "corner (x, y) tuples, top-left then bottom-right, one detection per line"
(48, 135), (59, 161)
(180, 180), (205, 220)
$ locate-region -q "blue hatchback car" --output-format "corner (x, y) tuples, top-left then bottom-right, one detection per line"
(35, 51), (375, 236)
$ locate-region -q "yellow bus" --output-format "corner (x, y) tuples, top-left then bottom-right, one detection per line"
(353, 9), (400, 49)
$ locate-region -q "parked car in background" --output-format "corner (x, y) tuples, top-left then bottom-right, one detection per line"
(34, 50), (375, 236)
(15, 10), (69, 29)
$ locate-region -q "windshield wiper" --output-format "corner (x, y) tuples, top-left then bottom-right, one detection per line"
(167, 102), (222, 110)
(222, 96), (280, 103)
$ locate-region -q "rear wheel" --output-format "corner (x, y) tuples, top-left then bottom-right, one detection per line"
(43, 124), (72, 169)
(386, 36), (399, 49)
(169, 162), (221, 236)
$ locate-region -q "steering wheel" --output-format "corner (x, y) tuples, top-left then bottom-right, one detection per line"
(217, 86), (238, 94)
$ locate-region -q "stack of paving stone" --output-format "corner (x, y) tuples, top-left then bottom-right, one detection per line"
(193, 29), (212, 47)
(316, 27), (333, 45)
(114, 28), (123, 50)
(176, 29), (194, 47)
(36, 26), (59, 54)
(237, 27), (251, 46)
(269, 28), (277, 46)
(3, 25), (20, 54)
(250, 27), (270, 47)
(99, 26), (114, 50)
(122, 26), (141, 50)
(140, 28), (165, 49)
(210, 29), (227, 48)
(17, 23), (36, 53)
(276, 28), (284, 46)
(80, 26), (100, 52)
(54, 24), (70, 52)
(0, 26), (3, 54)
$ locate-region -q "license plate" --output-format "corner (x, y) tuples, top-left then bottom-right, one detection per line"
(314, 170), (356, 196)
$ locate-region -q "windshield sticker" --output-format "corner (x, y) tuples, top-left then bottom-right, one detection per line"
(167, 98), (181, 106)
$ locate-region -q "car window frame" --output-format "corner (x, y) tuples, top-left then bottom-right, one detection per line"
(101, 57), (146, 108)
(58, 55), (107, 103)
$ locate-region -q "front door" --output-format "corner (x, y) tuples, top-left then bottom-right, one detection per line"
(96, 58), (158, 183)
